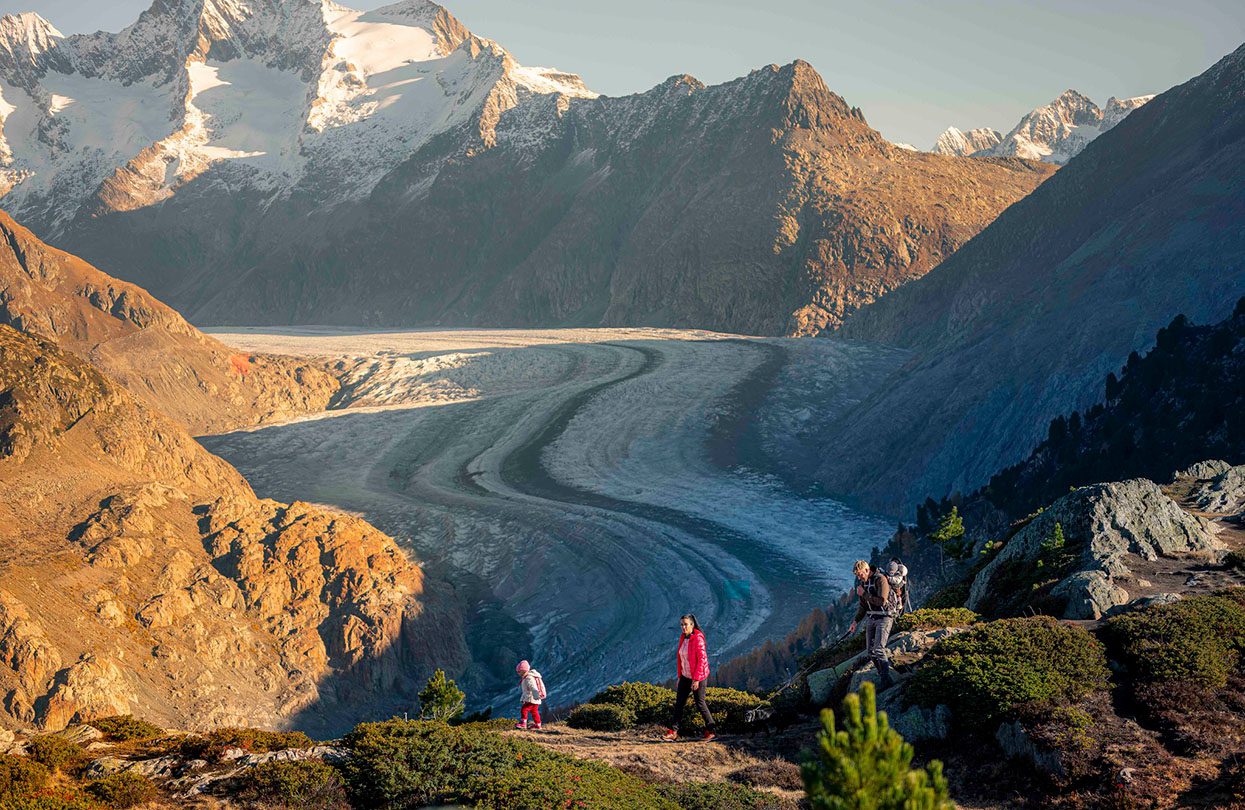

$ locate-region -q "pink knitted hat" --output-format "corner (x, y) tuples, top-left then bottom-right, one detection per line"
(515, 660), (531, 675)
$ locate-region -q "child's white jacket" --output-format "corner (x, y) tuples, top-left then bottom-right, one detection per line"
(520, 670), (543, 705)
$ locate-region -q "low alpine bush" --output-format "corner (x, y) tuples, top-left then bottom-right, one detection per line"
(907, 617), (1110, 724)
(656, 780), (790, 809)
(24, 737), (86, 775)
(0, 754), (50, 796)
(340, 719), (541, 807)
(83, 771), (157, 808)
(0, 787), (98, 809)
(235, 760), (350, 809)
(180, 728), (314, 762)
(1103, 591), (1245, 688)
(340, 718), (678, 809)
(472, 756), (677, 810)
(728, 760), (804, 791)
(894, 608), (979, 633)
(566, 703), (636, 731)
(87, 716), (164, 743)
(577, 682), (769, 733)
(589, 682), (675, 725)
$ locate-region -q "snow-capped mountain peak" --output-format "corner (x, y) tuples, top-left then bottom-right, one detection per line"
(931, 126), (1002, 157)
(934, 88), (1153, 165)
(1101, 94), (1155, 130)
(0, 0), (597, 228)
(0, 12), (62, 56)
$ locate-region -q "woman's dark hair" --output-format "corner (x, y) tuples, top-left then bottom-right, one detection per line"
(680, 613), (701, 634)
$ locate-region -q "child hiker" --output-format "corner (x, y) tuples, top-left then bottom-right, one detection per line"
(514, 660), (546, 730)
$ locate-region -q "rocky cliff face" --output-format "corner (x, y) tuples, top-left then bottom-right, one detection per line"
(828, 43), (1245, 515)
(966, 480), (1221, 620)
(0, 210), (337, 434)
(0, 1), (1051, 336)
(0, 326), (464, 734)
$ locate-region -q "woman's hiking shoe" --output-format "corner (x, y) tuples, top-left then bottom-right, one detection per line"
(661, 728), (678, 742)
(701, 730), (717, 742)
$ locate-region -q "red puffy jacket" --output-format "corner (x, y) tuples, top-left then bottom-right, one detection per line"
(676, 629), (709, 681)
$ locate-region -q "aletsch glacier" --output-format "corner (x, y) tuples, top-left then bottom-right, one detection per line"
(200, 328), (899, 708)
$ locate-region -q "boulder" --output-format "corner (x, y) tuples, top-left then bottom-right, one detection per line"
(806, 667), (843, 707)
(1050, 571), (1130, 620)
(890, 703), (952, 743)
(1192, 466), (1245, 515)
(996, 720), (1066, 779)
(1174, 460), (1232, 482)
(968, 479), (1221, 619)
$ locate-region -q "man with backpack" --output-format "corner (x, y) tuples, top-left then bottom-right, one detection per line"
(847, 558), (908, 689)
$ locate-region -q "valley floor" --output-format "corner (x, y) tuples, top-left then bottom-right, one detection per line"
(199, 328), (900, 709)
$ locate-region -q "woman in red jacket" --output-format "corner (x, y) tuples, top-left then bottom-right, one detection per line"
(662, 614), (716, 742)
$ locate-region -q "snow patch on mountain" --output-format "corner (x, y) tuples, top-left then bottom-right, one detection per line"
(187, 59), (307, 167)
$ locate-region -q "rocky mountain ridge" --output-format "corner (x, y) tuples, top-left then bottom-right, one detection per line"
(829, 42), (1245, 515)
(0, 325), (465, 734)
(0, 210), (338, 434)
(0, 0), (1051, 335)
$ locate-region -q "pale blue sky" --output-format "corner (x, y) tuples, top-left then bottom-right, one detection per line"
(3, 0), (1242, 147)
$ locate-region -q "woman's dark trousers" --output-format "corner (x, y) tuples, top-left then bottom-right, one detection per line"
(672, 676), (715, 731)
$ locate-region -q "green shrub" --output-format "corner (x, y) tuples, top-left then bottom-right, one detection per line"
(87, 716), (164, 743)
(0, 786), (97, 809)
(802, 682), (952, 809)
(729, 759), (804, 791)
(418, 669), (465, 723)
(1103, 592), (1245, 688)
(589, 682), (675, 725)
(24, 737), (86, 775)
(907, 617), (1110, 724)
(894, 608), (979, 633)
(0, 754), (50, 796)
(340, 719), (542, 807)
(236, 760), (349, 809)
(341, 718), (676, 809)
(180, 728), (314, 762)
(566, 703), (636, 731)
(656, 780), (787, 809)
(472, 756), (677, 809)
(83, 772), (156, 808)
(922, 583), (970, 610)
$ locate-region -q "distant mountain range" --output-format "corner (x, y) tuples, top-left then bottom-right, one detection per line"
(0, 0), (1050, 335)
(829, 43), (1245, 515)
(932, 90), (1154, 164)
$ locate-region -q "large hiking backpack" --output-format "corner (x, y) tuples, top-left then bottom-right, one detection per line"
(879, 558), (909, 616)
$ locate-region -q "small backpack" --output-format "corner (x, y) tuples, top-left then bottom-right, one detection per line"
(533, 672), (547, 700)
